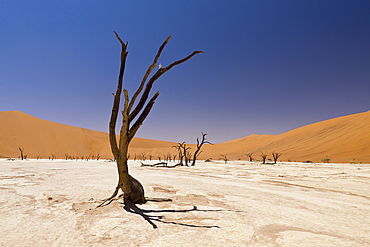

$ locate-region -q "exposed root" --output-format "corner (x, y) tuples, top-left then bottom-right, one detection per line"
(97, 193), (172, 208)
(140, 162), (168, 167)
(140, 162), (184, 168)
(96, 187), (120, 208)
(145, 197), (172, 202)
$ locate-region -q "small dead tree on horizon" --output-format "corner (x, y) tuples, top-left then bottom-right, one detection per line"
(246, 153), (254, 161)
(172, 142), (185, 165)
(19, 148), (24, 160)
(138, 152), (147, 161)
(260, 151), (268, 164)
(98, 32), (203, 206)
(220, 154), (228, 163)
(182, 143), (192, 166)
(272, 152), (282, 164)
(191, 132), (212, 166)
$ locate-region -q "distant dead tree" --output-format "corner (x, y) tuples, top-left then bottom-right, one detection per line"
(271, 152), (282, 164)
(64, 153), (69, 160)
(191, 132), (212, 166)
(51, 154), (56, 161)
(98, 32), (202, 206)
(182, 143), (192, 166)
(186, 149), (192, 165)
(246, 153), (254, 161)
(138, 152), (147, 161)
(260, 151), (268, 164)
(96, 153), (101, 161)
(220, 154), (228, 163)
(172, 142), (185, 165)
(166, 153), (172, 162)
(19, 148), (25, 160)
(149, 154), (152, 161)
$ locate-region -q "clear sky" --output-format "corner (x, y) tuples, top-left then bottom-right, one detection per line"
(1, 1), (369, 143)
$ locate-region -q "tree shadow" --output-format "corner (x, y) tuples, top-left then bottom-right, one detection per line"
(122, 198), (222, 229)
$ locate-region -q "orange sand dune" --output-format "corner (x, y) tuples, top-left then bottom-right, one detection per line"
(0, 111), (176, 159)
(1, 110), (369, 163)
(203, 110), (370, 163)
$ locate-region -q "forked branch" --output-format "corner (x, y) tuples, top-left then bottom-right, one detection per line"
(128, 50), (203, 123)
(128, 36), (171, 113)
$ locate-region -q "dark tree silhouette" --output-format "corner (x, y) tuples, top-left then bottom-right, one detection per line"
(191, 132), (212, 166)
(18, 148), (24, 160)
(98, 32), (202, 206)
(260, 151), (268, 164)
(220, 154), (228, 163)
(271, 152), (282, 164)
(172, 142), (185, 165)
(246, 153), (254, 161)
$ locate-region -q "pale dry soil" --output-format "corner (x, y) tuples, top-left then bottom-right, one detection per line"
(0, 159), (369, 246)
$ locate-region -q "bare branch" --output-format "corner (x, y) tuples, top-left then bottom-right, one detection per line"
(192, 132), (212, 166)
(128, 36), (171, 113)
(128, 50), (203, 123)
(109, 31), (128, 159)
(128, 91), (160, 142)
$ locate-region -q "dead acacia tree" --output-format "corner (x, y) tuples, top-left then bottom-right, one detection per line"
(138, 152), (147, 161)
(220, 154), (228, 163)
(260, 151), (268, 164)
(185, 148), (192, 165)
(182, 143), (192, 166)
(271, 152), (282, 164)
(18, 148), (24, 160)
(98, 32), (203, 206)
(246, 153), (254, 161)
(172, 142), (185, 165)
(191, 132), (212, 166)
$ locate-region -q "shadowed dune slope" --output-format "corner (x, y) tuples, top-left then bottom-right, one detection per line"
(0, 110), (369, 163)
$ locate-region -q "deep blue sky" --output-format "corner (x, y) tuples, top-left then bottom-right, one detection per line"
(1, 1), (369, 143)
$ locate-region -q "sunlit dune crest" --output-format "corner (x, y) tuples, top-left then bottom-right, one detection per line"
(0, 110), (369, 163)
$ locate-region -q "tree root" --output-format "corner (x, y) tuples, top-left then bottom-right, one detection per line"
(96, 193), (172, 208)
(96, 187), (120, 208)
(145, 197), (172, 202)
(140, 162), (184, 168)
(140, 162), (168, 167)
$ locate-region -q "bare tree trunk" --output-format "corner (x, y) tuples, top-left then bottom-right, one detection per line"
(191, 132), (212, 166)
(19, 148), (24, 160)
(172, 142), (185, 165)
(260, 151), (268, 164)
(220, 154), (228, 163)
(272, 152), (282, 164)
(99, 32), (203, 206)
(246, 153), (254, 161)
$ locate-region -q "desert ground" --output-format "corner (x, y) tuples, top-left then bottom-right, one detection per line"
(1, 158), (369, 246)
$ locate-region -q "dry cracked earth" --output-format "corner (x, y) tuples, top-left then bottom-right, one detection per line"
(0, 159), (369, 246)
